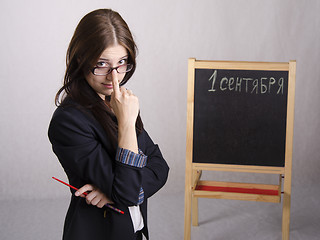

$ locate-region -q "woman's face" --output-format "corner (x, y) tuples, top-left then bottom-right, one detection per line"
(86, 44), (129, 99)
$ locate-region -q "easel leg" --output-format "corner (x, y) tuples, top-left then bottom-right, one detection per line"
(184, 186), (192, 240)
(184, 164), (193, 240)
(192, 196), (198, 226)
(191, 170), (201, 227)
(282, 192), (291, 240)
(191, 170), (201, 226)
(282, 172), (291, 240)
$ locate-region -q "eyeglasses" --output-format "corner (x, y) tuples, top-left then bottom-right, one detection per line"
(91, 64), (133, 76)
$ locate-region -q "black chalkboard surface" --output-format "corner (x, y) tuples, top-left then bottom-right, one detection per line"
(192, 69), (289, 167)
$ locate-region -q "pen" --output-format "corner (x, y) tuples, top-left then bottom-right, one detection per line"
(52, 177), (124, 214)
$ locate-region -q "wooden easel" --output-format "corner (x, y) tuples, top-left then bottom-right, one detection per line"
(184, 59), (296, 240)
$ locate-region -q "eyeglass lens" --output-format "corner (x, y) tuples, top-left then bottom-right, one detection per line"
(94, 64), (132, 75)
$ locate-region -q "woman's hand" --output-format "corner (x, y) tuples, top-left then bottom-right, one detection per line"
(110, 69), (139, 153)
(75, 184), (114, 208)
(110, 70), (139, 128)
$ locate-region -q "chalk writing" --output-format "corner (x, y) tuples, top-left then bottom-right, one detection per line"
(208, 70), (284, 95)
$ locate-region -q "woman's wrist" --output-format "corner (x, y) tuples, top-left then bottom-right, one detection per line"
(118, 123), (138, 153)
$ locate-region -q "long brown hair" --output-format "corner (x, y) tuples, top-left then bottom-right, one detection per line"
(55, 9), (143, 151)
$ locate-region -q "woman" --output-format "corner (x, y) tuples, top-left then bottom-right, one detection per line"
(48, 9), (169, 240)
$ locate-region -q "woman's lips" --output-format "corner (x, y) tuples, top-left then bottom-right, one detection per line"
(102, 83), (113, 89)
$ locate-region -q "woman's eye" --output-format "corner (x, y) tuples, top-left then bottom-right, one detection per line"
(96, 62), (108, 67)
(118, 59), (127, 65)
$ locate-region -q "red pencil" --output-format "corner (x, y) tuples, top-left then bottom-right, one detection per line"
(52, 177), (124, 214)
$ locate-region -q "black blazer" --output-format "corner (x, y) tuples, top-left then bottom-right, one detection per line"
(48, 98), (169, 240)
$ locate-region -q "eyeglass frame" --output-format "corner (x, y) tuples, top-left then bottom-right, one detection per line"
(91, 63), (133, 76)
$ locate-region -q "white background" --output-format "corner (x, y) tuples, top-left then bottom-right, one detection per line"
(0, 0), (319, 239)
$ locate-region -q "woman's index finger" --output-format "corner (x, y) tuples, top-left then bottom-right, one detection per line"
(111, 70), (120, 96)
(75, 184), (94, 196)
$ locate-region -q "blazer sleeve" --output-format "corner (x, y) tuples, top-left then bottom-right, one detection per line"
(112, 129), (170, 206)
(139, 130), (170, 199)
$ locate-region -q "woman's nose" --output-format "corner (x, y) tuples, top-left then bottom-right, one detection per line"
(107, 69), (117, 80)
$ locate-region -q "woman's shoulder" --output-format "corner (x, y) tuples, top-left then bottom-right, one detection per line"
(48, 97), (106, 144)
(51, 97), (92, 122)
(49, 97), (99, 136)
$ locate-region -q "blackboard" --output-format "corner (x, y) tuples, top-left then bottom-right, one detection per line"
(192, 68), (289, 167)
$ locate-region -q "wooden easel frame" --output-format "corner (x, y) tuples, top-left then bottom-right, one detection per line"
(184, 59), (296, 240)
